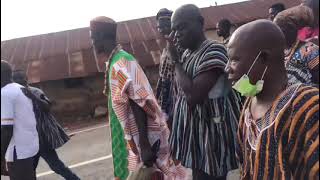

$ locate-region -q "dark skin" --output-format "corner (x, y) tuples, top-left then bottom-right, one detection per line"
(168, 4), (223, 107)
(226, 20), (288, 121)
(90, 23), (156, 166)
(216, 22), (230, 40)
(157, 17), (172, 38)
(1, 62), (13, 176)
(1, 123), (11, 176)
(269, 7), (282, 21)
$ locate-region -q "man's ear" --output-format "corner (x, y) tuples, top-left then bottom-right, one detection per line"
(260, 50), (271, 65)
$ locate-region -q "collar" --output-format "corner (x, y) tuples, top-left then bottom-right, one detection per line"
(106, 44), (122, 63)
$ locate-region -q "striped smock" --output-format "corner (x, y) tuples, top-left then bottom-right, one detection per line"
(237, 84), (319, 180)
(169, 40), (242, 177)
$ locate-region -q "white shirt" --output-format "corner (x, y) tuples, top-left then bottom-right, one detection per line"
(1, 83), (39, 162)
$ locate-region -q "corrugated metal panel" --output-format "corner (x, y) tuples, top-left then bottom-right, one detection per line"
(1, 0), (300, 83)
(40, 33), (55, 58)
(25, 35), (42, 60)
(1, 40), (17, 60)
(27, 60), (41, 83)
(81, 48), (98, 75)
(40, 54), (69, 82)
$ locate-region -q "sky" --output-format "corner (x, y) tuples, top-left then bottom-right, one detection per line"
(1, 0), (247, 41)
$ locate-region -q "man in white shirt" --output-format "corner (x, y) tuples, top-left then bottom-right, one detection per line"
(1, 60), (39, 180)
(13, 70), (80, 180)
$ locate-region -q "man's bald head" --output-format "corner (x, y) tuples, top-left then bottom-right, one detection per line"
(171, 4), (205, 50)
(230, 19), (285, 57)
(90, 16), (117, 54)
(172, 4), (204, 24)
(226, 20), (286, 85)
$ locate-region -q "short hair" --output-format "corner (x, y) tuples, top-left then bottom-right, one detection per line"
(270, 3), (286, 12)
(12, 70), (26, 79)
(1, 60), (13, 79)
(218, 19), (232, 30)
(156, 8), (173, 20)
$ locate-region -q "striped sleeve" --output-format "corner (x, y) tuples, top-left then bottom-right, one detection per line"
(237, 99), (251, 179)
(194, 43), (228, 77)
(236, 115), (244, 173)
(1, 92), (15, 126)
(290, 87), (319, 179)
(302, 42), (319, 70)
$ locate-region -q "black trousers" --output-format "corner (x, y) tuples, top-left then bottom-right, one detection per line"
(33, 147), (80, 180)
(7, 148), (36, 180)
(193, 169), (226, 180)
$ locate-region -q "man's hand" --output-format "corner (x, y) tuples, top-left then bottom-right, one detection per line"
(1, 161), (9, 176)
(167, 31), (180, 63)
(140, 139), (160, 167)
(140, 145), (157, 167)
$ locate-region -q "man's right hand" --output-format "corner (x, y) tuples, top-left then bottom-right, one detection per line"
(167, 31), (180, 64)
(1, 161), (9, 176)
(140, 146), (157, 167)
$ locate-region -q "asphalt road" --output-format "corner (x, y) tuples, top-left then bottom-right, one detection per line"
(1, 124), (239, 180)
(1, 125), (114, 180)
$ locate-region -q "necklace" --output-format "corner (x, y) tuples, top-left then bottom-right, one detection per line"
(285, 40), (300, 65)
(103, 45), (122, 96)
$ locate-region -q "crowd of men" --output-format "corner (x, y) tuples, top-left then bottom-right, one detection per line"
(1, 0), (319, 180)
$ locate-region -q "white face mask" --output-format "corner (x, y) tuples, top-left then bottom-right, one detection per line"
(232, 51), (268, 97)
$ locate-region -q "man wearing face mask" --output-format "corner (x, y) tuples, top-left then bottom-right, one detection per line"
(226, 19), (319, 180)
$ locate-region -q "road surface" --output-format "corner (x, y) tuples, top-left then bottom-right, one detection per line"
(1, 124), (239, 180)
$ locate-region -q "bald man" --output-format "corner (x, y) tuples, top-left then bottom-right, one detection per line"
(226, 19), (319, 180)
(89, 16), (186, 180)
(168, 4), (242, 180)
